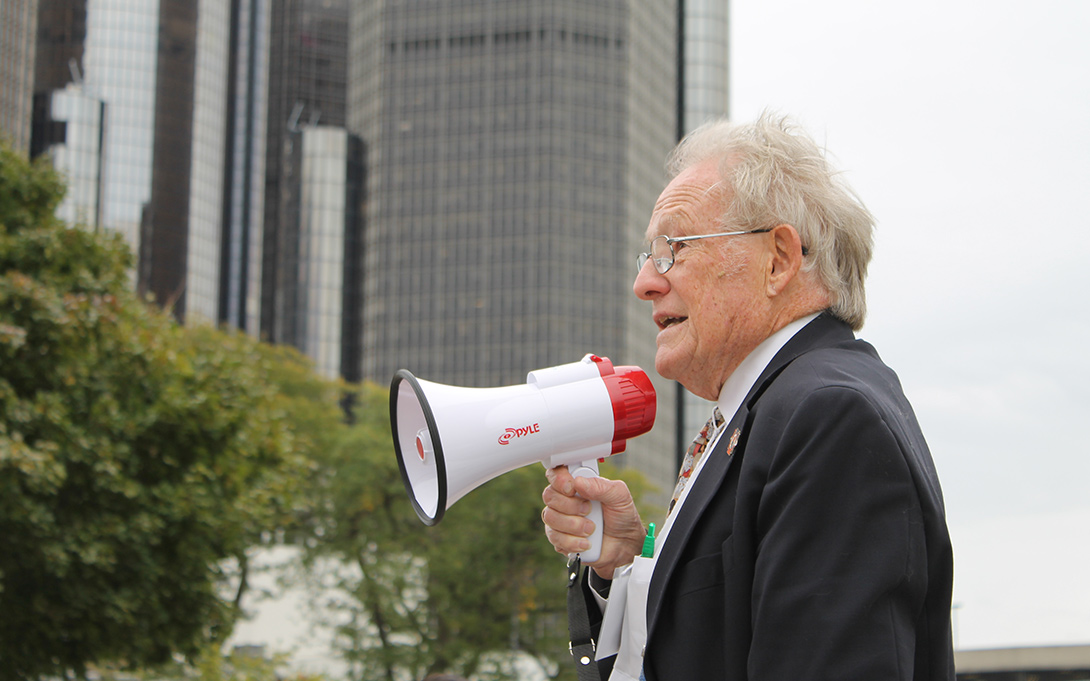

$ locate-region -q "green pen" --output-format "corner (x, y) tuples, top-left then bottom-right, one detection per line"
(641, 523), (656, 558)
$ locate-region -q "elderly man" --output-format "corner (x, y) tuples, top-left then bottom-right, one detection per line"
(542, 115), (955, 681)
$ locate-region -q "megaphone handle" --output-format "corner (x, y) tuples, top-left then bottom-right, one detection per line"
(569, 460), (603, 564)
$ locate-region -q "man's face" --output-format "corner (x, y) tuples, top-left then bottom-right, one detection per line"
(634, 160), (773, 400)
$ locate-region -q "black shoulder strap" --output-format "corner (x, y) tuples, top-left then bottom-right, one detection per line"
(566, 556), (603, 681)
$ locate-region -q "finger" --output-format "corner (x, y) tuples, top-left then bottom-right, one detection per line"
(572, 474), (633, 507)
(541, 505), (595, 539)
(544, 465), (576, 496)
(542, 484), (592, 517)
(543, 517), (593, 555)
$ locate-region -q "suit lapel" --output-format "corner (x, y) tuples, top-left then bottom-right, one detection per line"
(644, 313), (852, 635)
(645, 402), (750, 633)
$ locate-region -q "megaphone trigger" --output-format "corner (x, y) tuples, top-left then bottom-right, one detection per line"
(568, 459), (604, 564)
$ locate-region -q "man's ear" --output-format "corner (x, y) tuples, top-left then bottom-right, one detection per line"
(767, 224), (805, 296)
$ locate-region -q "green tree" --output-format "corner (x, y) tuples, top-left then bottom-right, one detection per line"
(299, 381), (654, 681)
(95, 641), (327, 681)
(0, 142), (309, 679)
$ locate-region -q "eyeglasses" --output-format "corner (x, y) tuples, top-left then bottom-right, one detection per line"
(636, 229), (773, 274)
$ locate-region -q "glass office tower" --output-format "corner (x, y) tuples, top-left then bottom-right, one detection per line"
(33, 0), (231, 324)
(681, 0), (730, 133)
(220, 0), (271, 335)
(76, 0), (159, 260)
(262, 0), (351, 357)
(180, 0), (232, 323)
(348, 1), (682, 494)
(32, 85), (106, 231)
(294, 125), (364, 380)
(0, 0), (39, 154)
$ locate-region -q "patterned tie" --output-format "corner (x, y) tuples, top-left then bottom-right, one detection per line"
(668, 407), (725, 514)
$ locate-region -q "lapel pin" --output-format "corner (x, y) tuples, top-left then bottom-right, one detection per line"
(726, 428), (740, 456)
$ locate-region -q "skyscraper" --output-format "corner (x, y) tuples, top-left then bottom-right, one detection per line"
(219, 0), (272, 336)
(681, 0), (730, 133)
(143, 0), (231, 323)
(0, 0), (38, 154)
(261, 0), (351, 351)
(256, 0), (366, 381)
(35, 0), (160, 279)
(32, 0), (232, 324)
(32, 84), (106, 231)
(293, 124), (364, 380)
(32, 0), (363, 381)
(348, 1), (684, 494)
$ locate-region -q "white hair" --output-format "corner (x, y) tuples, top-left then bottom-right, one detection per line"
(667, 113), (875, 330)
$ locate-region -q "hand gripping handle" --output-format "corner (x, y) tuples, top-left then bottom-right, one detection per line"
(568, 460), (603, 564)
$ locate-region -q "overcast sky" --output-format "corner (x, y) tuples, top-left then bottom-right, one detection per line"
(728, 0), (1090, 650)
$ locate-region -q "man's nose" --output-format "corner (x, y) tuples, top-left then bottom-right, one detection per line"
(634, 258), (668, 300)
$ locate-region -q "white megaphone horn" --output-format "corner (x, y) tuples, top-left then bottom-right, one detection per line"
(390, 353), (656, 563)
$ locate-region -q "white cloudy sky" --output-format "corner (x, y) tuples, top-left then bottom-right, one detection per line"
(729, 0), (1090, 650)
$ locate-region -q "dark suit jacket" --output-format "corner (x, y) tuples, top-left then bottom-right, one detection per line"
(586, 313), (955, 680)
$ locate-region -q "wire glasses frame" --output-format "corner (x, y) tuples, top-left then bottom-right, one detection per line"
(636, 228), (773, 274)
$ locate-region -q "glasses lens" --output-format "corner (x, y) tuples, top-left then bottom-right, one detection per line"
(650, 236), (673, 273)
(636, 253), (649, 272)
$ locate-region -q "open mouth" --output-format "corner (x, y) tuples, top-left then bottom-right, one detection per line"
(657, 316), (686, 331)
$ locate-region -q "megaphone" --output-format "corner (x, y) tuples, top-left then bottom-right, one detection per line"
(390, 354), (656, 563)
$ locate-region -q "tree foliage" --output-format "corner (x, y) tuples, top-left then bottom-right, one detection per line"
(94, 641), (327, 681)
(0, 142), (310, 679)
